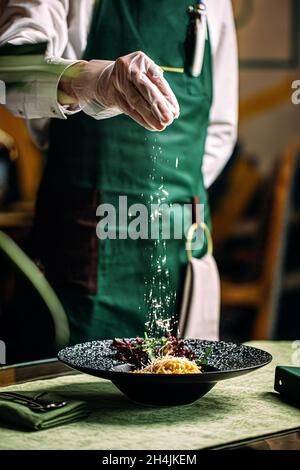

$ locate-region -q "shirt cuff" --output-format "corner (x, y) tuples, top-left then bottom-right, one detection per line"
(46, 57), (84, 118)
(5, 57), (82, 119)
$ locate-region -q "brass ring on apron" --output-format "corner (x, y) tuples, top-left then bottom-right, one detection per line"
(186, 222), (213, 262)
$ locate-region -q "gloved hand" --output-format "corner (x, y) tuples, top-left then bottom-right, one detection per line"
(59, 51), (180, 131)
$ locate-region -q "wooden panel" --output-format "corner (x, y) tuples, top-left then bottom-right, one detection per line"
(0, 368), (15, 387)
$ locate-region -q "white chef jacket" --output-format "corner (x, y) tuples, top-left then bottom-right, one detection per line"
(0, 0), (238, 188)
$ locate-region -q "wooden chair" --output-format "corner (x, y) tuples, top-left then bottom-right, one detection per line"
(221, 146), (298, 340)
(0, 106), (43, 201)
(0, 230), (70, 356)
(211, 153), (261, 246)
(0, 115), (37, 239)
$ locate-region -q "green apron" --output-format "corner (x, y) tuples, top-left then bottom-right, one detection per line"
(33, 0), (213, 344)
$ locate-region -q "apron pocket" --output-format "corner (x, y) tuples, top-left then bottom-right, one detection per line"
(32, 188), (100, 295)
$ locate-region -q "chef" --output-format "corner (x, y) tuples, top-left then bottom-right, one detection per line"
(0, 0), (238, 344)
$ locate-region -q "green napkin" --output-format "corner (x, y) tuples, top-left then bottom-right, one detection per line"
(0, 392), (90, 431)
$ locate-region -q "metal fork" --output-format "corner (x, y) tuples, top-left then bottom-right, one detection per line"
(0, 391), (67, 412)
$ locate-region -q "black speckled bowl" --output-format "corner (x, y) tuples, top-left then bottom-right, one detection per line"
(58, 340), (272, 406)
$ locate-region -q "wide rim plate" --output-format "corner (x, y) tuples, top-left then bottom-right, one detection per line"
(58, 339), (272, 383)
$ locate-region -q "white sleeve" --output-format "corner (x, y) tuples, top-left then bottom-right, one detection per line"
(0, 0), (80, 119)
(203, 0), (239, 188)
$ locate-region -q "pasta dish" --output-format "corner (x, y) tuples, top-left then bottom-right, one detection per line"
(111, 334), (211, 375)
(133, 355), (202, 374)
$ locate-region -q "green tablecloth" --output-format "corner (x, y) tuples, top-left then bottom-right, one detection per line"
(0, 341), (300, 450)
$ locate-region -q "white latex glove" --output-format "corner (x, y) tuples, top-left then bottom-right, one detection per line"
(60, 52), (180, 131)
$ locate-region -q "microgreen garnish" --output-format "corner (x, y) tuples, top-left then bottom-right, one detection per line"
(195, 345), (212, 367)
(111, 335), (212, 369)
